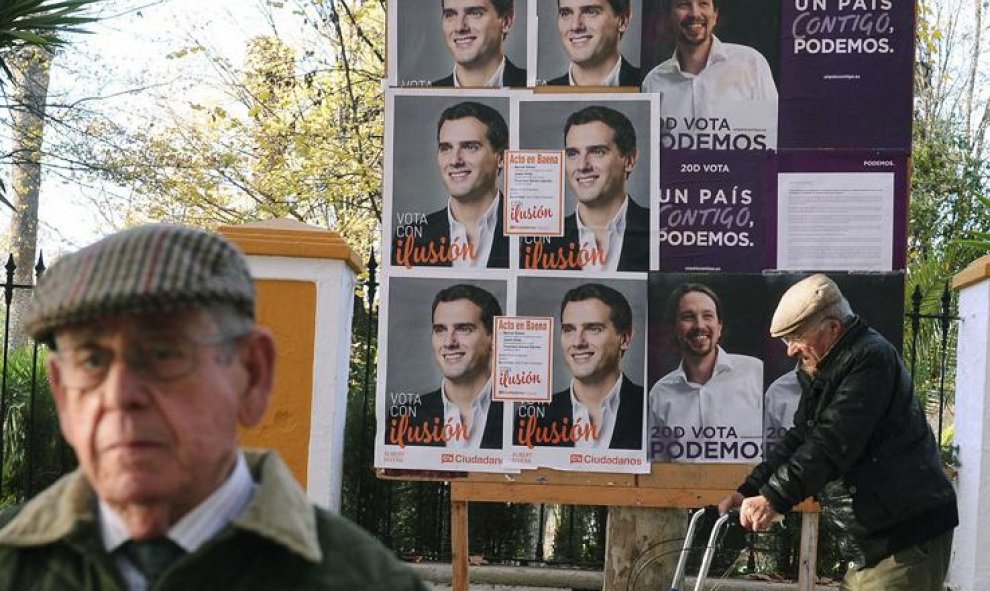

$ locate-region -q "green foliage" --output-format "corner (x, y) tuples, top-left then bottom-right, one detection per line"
(908, 0), (990, 417)
(0, 0), (103, 80)
(0, 346), (74, 509)
(550, 506), (605, 565)
(71, 1), (386, 261)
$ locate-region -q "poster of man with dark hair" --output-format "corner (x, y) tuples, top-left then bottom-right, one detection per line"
(514, 95), (658, 273)
(386, 90), (513, 270)
(648, 273), (768, 463)
(388, 0), (530, 87)
(510, 275), (648, 472)
(640, 0), (780, 150)
(376, 275), (510, 472)
(536, 0), (643, 87)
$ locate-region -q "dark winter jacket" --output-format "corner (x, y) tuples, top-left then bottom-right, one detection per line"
(738, 317), (957, 568)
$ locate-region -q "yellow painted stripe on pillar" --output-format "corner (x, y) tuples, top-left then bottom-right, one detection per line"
(239, 279), (317, 486)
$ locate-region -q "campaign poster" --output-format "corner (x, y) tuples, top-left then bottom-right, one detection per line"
(778, 0), (914, 150)
(647, 273), (770, 463)
(657, 149), (773, 272)
(385, 89), (513, 271)
(534, 0), (643, 87)
(388, 0), (530, 88)
(493, 315), (555, 401)
(375, 274), (511, 472)
(640, 0), (780, 150)
(503, 150), (566, 236)
(514, 94), (659, 273)
(775, 151), (908, 271)
(509, 274), (649, 473)
(762, 272), (904, 453)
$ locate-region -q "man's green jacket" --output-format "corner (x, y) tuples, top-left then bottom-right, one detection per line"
(0, 450), (426, 590)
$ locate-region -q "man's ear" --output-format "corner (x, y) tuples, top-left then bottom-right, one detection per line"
(236, 327), (277, 428)
(617, 9), (631, 35)
(620, 329), (633, 353)
(624, 147), (639, 176)
(502, 10), (516, 36)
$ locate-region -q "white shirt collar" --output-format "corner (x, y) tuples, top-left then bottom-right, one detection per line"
(100, 452), (256, 553)
(569, 374), (623, 450)
(454, 57), (506, 88)
(447, 193), (500, 268)
(440, 379), (493, 448)
(662, 35), (726, 76)
(568, 55), (623, 86)
(575, 196), (629, 272)
(668, 345), (736, 386)
(101, 452), (257, 591)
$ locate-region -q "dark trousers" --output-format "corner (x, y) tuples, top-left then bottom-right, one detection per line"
(840, 529), (953, 591)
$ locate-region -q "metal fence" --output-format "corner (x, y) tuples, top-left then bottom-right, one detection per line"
(0, 250), (962, 579)
(0, 253), (78, 508)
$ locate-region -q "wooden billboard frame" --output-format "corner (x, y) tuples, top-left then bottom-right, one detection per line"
(381, 463), (820, 591)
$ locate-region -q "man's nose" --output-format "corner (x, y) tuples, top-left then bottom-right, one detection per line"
(443, 331), (460, 348)
(100, 356), (150, 409)
(456, 13), (470, 31)
(785, 342), (802, 357)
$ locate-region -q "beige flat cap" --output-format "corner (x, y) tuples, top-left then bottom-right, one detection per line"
(770, 274), (843, 337)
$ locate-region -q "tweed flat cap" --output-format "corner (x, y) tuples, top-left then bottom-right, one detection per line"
(770, 274), (843, 337)
(26, 224), (255, 343)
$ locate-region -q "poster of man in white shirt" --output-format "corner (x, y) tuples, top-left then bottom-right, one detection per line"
(514, 95), (658, 273)
(377, 277), (509, 472)
(640, 0), (779, 150)
(648, 275), (766, 463)
(388, 0), (529, 87)
(511, 276), (648, 472)
(386, 91), (511, 270)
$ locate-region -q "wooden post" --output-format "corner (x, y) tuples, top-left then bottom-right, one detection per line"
(798, 512), (819, 591)
(603, 507), (686, 591)
(451, 500), (469, 591)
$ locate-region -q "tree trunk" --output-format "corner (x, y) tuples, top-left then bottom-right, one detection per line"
(6, 46), (52, 348)
(603, 507), (687, 591)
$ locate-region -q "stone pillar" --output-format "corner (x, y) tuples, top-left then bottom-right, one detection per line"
(947, 255), (990, 591)
(220, 219), (363, 513)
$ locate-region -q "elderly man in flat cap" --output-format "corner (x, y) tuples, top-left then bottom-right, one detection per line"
(719, 274), (957, 591)
(0, 225), (425, 591)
